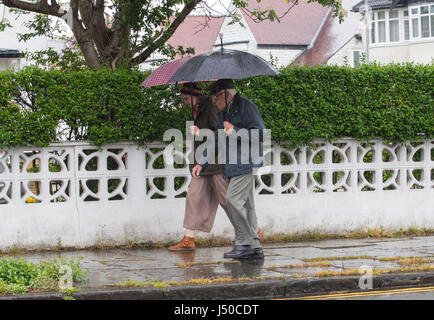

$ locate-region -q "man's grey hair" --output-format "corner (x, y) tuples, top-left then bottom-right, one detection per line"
(220, 88), (236, 96)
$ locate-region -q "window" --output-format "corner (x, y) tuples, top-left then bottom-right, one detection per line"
(409, 4), (434, 39)
(421, 6), (430, 37)
(369, 6), (434, 45)
(404, 10), (410, 40)
(389, 10), (400, 41)
(377, 11), (386, 42)
(371, 13), (376, 43)
(411, 8), (420, 37)
(353, 51), (361, 67)
(432, 5), (434, 36)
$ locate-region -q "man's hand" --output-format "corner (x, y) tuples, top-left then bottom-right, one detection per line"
(191, 164), (203, 178)
(223, 121), (234, 135)
(189, 125), (200, 136)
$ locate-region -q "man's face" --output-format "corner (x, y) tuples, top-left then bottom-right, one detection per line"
(211, 90), (228, 110)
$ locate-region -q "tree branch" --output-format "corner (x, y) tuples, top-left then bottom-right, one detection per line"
(2, 0), (66, 17)
(130, 0), (202, 66)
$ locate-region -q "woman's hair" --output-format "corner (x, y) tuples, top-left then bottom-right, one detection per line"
(181, 83), (203, 96)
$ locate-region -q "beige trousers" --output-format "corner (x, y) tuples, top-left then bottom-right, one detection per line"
(183, 174), (229, 232)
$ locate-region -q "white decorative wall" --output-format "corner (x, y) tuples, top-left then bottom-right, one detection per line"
(0, 138), (432, 250)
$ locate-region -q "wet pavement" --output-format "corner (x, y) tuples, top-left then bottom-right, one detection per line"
(6, 236), (434, 289)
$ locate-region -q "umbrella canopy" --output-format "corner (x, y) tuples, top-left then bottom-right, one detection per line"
(169, 49), (279, 83)
(141, 56), (192, 87)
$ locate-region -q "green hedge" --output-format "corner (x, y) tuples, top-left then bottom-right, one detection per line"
(0, 64), (432, 148)
(239, 63), (433, 146)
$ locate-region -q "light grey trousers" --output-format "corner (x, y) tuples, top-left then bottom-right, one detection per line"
(226, 173), (261, 249)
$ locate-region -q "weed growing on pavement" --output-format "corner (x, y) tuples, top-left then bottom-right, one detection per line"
(110, 279), (151, 288)
(302, 256), (375, 262)
(152, 282), (170, 288)
(396, 257), (434, 266)
(262, 227), (434, 244)
(110, 276), (276, 289)
(175, 260), (240, 268)
(0, 256), (88, 294)
(301, 255), (434, 264)
(267, 261), (332, 271)
(313, 265), (434, 278)
(377, 256), (434, 262)
(314, 269), (369, 277)
(1, 227), (433, 255)
(60, 287), (79, 300)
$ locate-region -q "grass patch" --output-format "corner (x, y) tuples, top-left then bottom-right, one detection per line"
(0, 256), (88, 295)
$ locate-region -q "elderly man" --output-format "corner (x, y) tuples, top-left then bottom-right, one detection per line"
(191, 79), (265, 260)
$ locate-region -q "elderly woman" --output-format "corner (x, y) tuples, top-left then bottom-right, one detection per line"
(168, 83), (229, 251)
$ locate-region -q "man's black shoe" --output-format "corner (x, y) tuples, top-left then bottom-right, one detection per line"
(223, 245), (250, 259)
(237, 247), (264, 260)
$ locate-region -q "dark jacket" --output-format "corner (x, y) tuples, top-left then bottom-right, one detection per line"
(189, 97), (223, 176)
(201, 93), (265, 178)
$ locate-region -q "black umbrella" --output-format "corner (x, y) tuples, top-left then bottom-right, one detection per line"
(168, 49), (279, 83)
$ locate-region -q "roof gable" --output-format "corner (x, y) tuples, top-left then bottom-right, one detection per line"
(166, 16), (224, 56)
(292, 7), (361, 66)
(240, 0), (331, 46)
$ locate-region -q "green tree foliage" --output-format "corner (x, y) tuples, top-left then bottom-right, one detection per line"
(239, 63), (434, 147)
